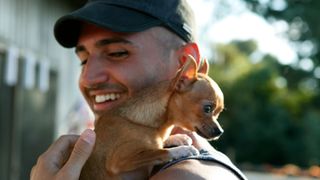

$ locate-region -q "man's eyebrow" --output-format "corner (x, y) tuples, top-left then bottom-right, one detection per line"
(75, 38), (132, 54)
(96, 38), (132, 47)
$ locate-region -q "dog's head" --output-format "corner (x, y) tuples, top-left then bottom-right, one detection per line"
(169, 55), (224, 140)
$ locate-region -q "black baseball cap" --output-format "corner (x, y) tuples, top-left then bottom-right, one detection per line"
(54, 0), (196, 48)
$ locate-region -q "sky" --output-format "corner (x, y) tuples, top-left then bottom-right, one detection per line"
(186, 0), (298, 65)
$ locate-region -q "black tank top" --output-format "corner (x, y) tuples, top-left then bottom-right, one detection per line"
(151, 149), (248, 180)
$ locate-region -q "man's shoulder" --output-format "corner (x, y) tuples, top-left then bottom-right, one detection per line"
(150, 159), (240, 180)
(150, 149), (248, 180)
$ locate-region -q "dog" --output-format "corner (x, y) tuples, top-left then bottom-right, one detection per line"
(80, 55), (224, 180)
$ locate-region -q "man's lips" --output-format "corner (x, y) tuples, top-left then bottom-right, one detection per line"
(90, 92), (124, 112)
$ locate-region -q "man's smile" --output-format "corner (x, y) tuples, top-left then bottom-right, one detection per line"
(89, 91), (126, 113)
(95, 93), (121, 103)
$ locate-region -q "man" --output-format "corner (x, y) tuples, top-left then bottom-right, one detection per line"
(31, 0), (247, 179)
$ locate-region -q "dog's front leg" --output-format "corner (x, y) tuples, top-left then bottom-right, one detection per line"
(164, 134), (193, 148)
(166, 145), (199, 159)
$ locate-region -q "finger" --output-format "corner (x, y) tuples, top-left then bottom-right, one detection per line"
(61, 129), (96, 178)
(30, 164), (38, 180)
(41, 135), (79, 169)
(30, 135), (80, 179)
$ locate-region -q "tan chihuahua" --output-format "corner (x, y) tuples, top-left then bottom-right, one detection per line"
(80, 55), (224, 180)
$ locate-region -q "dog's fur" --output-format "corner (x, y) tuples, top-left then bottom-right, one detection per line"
(80, 55), (224, 180)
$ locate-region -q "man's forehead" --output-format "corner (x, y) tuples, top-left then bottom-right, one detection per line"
(76, 23), (134, 50)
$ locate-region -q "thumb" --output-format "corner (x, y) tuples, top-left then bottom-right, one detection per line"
(61, 129), (96, 178)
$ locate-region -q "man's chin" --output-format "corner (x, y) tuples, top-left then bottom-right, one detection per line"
(92, 100), (124, 117)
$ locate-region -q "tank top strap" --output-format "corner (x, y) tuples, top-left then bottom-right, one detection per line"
(151, 149), (248, 180)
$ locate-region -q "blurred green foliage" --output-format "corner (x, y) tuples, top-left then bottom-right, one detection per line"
(244, 0), (320, 47)
(206, 0), (320, 168)
(209, 40), (320, 168)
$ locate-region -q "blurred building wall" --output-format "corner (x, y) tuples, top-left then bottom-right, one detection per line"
(0, 0), (84, 179)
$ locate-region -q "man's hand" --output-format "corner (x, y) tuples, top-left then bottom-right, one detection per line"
(30, 129), (96, 180)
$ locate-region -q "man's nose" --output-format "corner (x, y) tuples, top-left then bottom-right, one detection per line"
(79, 57), (109, 88)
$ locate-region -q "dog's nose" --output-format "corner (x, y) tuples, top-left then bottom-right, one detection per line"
(195, 123), (224, 140)
(213, 126), (224, 137)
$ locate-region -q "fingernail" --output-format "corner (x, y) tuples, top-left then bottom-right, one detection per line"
(81, 129), (95, 145)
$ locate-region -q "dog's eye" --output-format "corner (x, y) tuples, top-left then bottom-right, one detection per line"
(203, 104), (213, 114)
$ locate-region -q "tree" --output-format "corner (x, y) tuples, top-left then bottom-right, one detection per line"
(209, 40), (320, 168)
(242, 0), (320, 80)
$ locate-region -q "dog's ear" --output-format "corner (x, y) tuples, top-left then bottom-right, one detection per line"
(198, 58), (209, 75)
(171, 54), (198, 92)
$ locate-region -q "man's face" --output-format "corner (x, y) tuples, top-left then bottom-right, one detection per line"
(76, 24), (180, 118)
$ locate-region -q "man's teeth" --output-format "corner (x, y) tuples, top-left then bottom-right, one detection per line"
(95, 93), (121, 103)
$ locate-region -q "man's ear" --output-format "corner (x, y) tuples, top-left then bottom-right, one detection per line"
(178, 43), (200, 66)
(171, 54), (198, 92)
(198, 58), (209, 75)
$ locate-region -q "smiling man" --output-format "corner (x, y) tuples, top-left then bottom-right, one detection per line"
(75, 24), (183, 117)
(30, 0), (247, 179)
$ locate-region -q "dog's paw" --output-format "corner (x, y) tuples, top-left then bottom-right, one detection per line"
(164, 134), (192, 148)
(168, 145), (199, 159)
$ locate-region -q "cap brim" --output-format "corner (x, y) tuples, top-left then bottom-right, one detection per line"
(54, 2), (162, 48)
